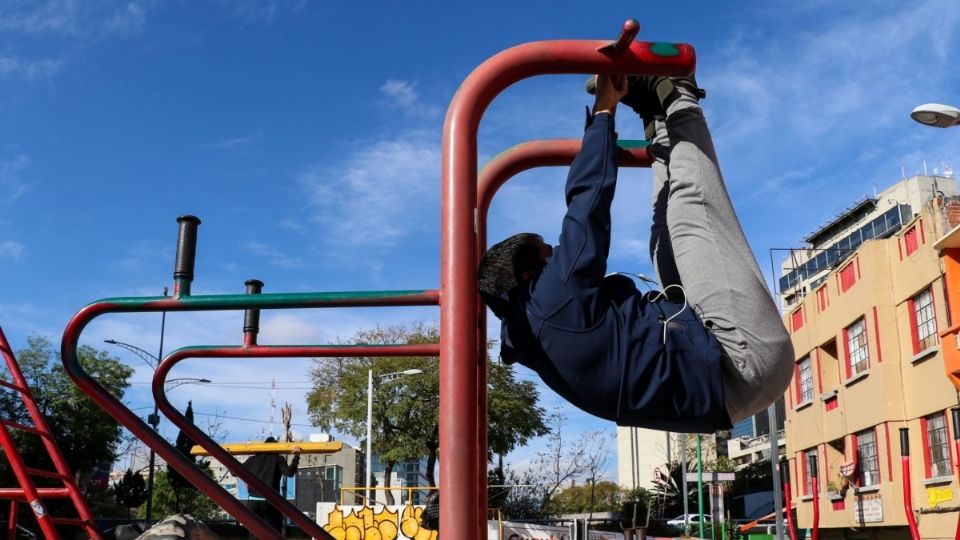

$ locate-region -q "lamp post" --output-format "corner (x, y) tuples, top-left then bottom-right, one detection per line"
(911, 103), (960, 128)
(365, 368), (423, 505)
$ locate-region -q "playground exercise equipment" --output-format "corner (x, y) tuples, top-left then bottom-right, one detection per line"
(0, 327), (102, 540)
(44, 18), (696, 539)
(188, 441), (343, 456)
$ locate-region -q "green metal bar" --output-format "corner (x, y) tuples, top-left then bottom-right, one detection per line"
(698, 434), (704, 539)
(88, 289), (439, 312)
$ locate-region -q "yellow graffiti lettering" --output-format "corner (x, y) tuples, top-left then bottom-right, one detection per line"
(927, 486), (953, 507)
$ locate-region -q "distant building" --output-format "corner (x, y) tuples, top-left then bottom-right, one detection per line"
(207, 436), (363, 517)
(726, 398), (786, 469)
(780, 174), (960, 538)
(616, 427), (717, 493)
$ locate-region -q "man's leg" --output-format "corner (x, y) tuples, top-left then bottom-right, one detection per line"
(654, 83), (794, 422)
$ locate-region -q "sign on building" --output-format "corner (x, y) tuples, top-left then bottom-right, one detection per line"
(853, 493), (883, 523)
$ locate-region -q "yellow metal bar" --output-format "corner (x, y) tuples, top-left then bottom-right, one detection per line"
(189, 441), (342, 456)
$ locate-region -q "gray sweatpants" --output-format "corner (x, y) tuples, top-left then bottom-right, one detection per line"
(647, 92), (794, 423)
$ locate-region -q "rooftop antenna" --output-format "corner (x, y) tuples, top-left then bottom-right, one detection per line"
(924, 160), (929, 176)
(943, 161), (954, 179)
(901, 159), (906, 179)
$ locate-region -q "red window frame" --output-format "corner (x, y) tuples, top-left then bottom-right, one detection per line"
(817, 285), (829, 312)
(904, 226), (919, 256)
(839, 262), (857, 293)
(791, 307), (805, 332)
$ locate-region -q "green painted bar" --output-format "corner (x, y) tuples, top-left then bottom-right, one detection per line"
(617, 139), (651, 149)
(93, 289), (439, 312)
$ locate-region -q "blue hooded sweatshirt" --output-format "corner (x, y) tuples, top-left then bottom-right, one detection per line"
(487, 112), (731, 433)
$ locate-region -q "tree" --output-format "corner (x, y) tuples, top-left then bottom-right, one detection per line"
(548, 481), (622, 514)
(580, 430), (612, 519)
(0, 335), (133, 487)
(142, 468), (219, 519)
(113, 469), (147, 518)
(166, 401), (204, 513)
(306, 323), (548, 503)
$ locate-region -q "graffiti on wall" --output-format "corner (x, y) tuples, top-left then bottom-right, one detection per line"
(319, 503), (437, 540)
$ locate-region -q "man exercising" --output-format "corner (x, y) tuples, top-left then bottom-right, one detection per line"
(478, 73), (793, 432)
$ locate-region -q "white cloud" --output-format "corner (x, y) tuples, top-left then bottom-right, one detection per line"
(0, 153), (29, 202)
(0, 0), (151, 38)
(297, 131), (440, 251)
(0, 241), (24, 260)
(244, 242), (304, 269)
(0, 56), (63, 80)
(379, 79), (440, 118)
(206, 133), (259, 150)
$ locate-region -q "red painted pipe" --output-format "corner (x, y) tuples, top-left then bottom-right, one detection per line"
(0, 327), (101, 539)
(60, 292), (441, 539)
(153, 344), (439, 540)
(900, 428), (921, 540)
(475, 139), (651, 538)
(952, 408), (960, 540)
(781, 461), (797, 540)
(7, 500), (16, 540)
(810, 472), (819, 540)
(444, 33), (691, 531)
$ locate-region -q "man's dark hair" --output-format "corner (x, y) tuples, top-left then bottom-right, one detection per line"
(478, 233), (545, 299)
(264, 436), (277, 443)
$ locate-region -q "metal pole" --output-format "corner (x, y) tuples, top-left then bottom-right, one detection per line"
(697, 434), (704, 539)
(145, 286), (167, 523)
(681, 436), (689, 536)
(769, 404), (784, 539)
(366, 369), (373, 506)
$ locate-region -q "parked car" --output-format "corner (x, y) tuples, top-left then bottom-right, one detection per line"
(666, 514), (712, 527)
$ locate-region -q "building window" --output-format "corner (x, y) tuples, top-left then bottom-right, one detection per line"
(904, 226), (919, 256)
(817, 286), (829, 312)
(796, 357), (814, 404)
(803, 448), (818, 495)
(792, 308), (804, 332)
(924, 413), (952, 478)
(856, 429), (880, 486)
(845, 318), (869, 378)
(839, 262), (857, 292)
(909, 289), (938, 354)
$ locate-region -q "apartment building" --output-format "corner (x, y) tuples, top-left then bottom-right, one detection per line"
(781, 175), (960, 539)
(617, 427), (717, 492)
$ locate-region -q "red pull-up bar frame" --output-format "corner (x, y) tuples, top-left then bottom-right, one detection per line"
(440, 19), (694, 534)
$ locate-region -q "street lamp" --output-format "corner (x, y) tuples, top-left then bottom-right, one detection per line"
(911, 103), (960, 128)
(366, 368), (423, 505)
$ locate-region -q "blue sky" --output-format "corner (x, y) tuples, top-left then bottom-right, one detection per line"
(1, 0), (959, 476)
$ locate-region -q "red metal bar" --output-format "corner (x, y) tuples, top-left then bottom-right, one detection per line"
(598, 19), (640, 54)
(442, 24), (694, 533)
(475, 139), (650, 538)
(59, 292), (441, 539)
(780, 461), (797, 540)
(1, 420), (46, 439)
(7, 500), (16, 540)
(0, 326), (100, 539)
(0, 422), (59, 539)
(900, 428), (921, 540)
(0, 488), (71, 500)
(24, 469), (64, 481)
(810, 464), (819, 540)
(153, 344), (439, 540)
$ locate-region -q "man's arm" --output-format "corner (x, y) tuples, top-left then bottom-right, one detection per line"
(279, 446), (301, 477)
(548, 75), (627, 290)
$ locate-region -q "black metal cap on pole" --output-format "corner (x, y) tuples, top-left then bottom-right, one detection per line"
(173, 215), (201, 296)
(952, 409), (960, 440)
(780, 457), (790, 484)
(243, 279), (264, 338)
(808, 454), (818, 478)
(900, 428), (910, 456)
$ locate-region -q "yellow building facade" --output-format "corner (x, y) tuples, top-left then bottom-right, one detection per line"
(783, 192), (960, 539)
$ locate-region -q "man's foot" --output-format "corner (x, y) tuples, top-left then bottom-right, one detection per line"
(587, 75), (706, 134)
